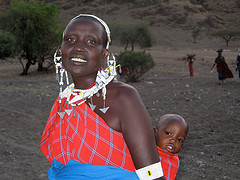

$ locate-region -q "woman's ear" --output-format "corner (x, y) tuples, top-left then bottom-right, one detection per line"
(57, 46), (62, 55)
(103, 49), (110, 60)
(101, 49), (110, 67)
(153, 127), (158, 135)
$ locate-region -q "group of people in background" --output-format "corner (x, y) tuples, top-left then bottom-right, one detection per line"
(187, 49), (239, 85)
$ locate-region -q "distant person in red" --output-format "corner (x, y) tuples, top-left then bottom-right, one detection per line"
(186, 54), (195, 76)
(211, 49), (233, 84)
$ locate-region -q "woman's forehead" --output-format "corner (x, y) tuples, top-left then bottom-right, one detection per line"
(64, 18), (104, 35)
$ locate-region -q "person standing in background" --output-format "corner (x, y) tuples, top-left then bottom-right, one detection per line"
(236, 50), (240, 78)
(211, 49), (233, 84)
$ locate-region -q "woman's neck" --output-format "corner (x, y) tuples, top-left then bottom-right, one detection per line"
(72, 75), (97, 89)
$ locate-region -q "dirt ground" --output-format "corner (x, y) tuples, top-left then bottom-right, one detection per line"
(0, 46), (239, 180)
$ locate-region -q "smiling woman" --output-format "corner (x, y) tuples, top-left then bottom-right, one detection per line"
(40, 14), (164, 180)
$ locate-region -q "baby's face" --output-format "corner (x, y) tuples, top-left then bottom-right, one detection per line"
(155, 118), (188, 154)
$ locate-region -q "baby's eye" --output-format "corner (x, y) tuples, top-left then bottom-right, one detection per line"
(87, 39), (96, 45)
(178, 138), (183, 143)
(165, 132), (171, 136)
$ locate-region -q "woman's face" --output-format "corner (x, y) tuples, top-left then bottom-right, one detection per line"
(61, 18), (108, 79)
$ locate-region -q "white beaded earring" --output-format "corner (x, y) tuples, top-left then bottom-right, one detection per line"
(54, 48), (69, 105)
(106, 53), (117, 78)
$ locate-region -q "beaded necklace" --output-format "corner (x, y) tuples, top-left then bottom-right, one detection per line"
(61, 66), (115, 111)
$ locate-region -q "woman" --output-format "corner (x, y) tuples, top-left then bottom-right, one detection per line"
(187, 54), (195, 77)
(211, 49), (233, 84)
(236, 50), (240, 78)
(40, 14), (164, 180)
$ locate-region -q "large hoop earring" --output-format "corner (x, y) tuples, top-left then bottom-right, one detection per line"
(54, 48), (62, 82)
(54, 48), (69, 105)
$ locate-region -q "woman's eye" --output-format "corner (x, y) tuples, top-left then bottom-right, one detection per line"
(87, 39), (96, 45)
(66, 38), (75, 42)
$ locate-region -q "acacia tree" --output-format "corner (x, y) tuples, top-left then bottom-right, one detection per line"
(110, 21), (153, 51)
(211, 29), (240, 47)
(0, 0), (62, 75)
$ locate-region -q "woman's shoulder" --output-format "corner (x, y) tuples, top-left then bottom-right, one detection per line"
(107, 80), (144, 110)
(108, 80), (139, 99)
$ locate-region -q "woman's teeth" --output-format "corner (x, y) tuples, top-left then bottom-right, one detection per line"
(71, 58), (87, 62)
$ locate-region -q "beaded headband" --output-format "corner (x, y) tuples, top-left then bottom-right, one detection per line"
(67, 14), (111, 49)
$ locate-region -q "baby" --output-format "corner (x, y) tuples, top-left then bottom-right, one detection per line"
(154, 114), (189, 180)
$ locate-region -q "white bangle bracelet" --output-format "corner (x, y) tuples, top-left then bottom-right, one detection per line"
(135, 162), (164, 180)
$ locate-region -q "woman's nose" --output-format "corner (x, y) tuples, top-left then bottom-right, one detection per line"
(73, 40), (85, 52)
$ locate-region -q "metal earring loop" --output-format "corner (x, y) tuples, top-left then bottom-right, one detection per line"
(54, 48), (62, 65)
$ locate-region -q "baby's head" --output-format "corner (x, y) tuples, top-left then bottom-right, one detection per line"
(154, 114), (188, 154)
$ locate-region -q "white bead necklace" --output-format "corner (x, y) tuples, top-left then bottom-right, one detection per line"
(61, 66), (115, 107)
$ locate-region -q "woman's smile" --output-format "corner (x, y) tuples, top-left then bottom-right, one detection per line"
(71, 57), (87, 63)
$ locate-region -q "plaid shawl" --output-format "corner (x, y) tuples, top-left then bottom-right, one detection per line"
(157, 146), (180, 180)
(40, 97), (135, 172)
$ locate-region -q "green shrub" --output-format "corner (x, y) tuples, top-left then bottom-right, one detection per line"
(0, 31), (16, 59)
(0, 0), (62, 74)
(117, 50), (155, 82)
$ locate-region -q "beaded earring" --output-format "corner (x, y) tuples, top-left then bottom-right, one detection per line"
(98, 53), (117, 113)
(53, 48), (62, 82)
(106, 53), (117, 77)
(54, 48), (70, 106)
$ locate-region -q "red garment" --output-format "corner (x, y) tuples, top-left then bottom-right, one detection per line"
(188, 62), (194, 76)
(215, 57), (233, 79)
(40, 98), (135, 171)
(187, 55), (195, 76)
(157, 146), (180, 180)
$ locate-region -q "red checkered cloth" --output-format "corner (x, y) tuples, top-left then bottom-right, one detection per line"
(157, 146), (180, 180)
(40, 97), (135, 171)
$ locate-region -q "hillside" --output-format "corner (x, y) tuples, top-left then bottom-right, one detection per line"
(0, 0), (240, 49)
